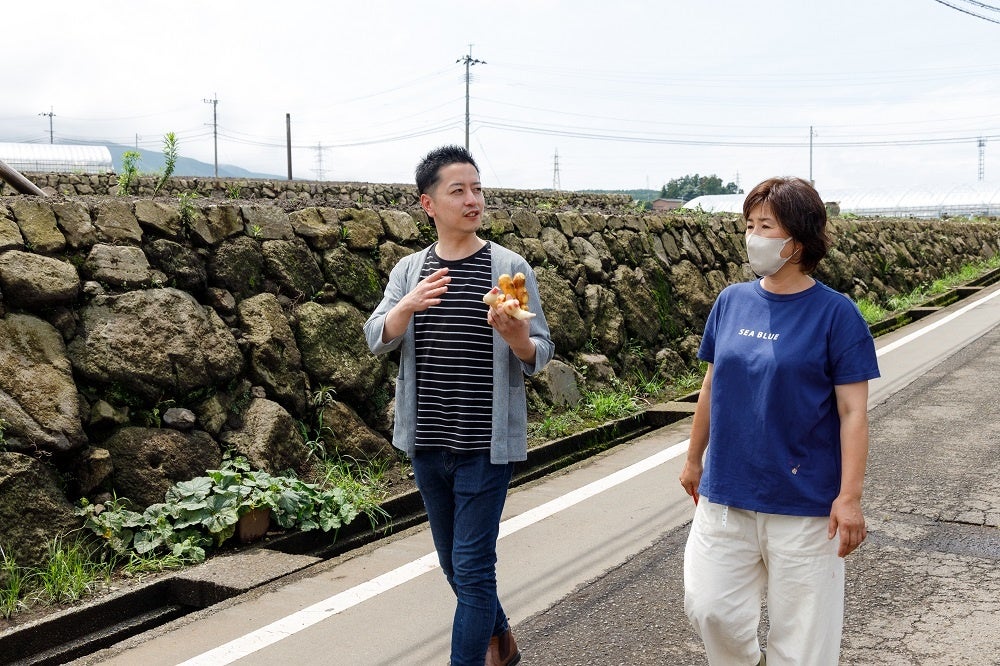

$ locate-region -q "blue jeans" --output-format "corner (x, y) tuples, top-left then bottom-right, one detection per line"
(412, 450), (513, 666)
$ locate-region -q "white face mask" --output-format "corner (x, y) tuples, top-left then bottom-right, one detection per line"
(746, 233), (796, 277)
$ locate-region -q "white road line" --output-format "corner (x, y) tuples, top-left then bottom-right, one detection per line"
(178, 284), (1000, 665)
(179, 442), (690, 665)
(176, 551), (441, 666)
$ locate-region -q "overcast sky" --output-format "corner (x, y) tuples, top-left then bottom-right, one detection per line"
(3, 0), (999, 196)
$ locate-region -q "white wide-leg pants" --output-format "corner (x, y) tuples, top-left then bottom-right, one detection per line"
(684, 500), (844, 666)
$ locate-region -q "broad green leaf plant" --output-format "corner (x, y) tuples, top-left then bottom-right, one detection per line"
(77, 455), (372, 564)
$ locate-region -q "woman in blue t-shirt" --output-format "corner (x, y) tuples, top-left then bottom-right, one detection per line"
(679, 177), (880, 666)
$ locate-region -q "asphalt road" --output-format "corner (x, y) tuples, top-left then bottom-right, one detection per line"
(520, 308), (1000, 665)
(74, 282), (1000, 666)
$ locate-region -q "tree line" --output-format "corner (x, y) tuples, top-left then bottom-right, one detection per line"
(582, 174), (741, 210)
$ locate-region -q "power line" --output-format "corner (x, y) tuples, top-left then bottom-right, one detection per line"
(477, 96), (1000, 134)
(473, 118), (1000, 149)
(313, 67), (456, 107)
(949, 0), (1000, 11)
(214, 120), (461, 150)
(17, 117), (1000, 157)
(930, 0), (1000, 23)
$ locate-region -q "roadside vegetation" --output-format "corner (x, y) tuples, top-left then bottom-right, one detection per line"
(855, 255), (1000, 324)
(527, 366), (703, 446)
(115, 131), (182, 198)
(2, 448), (392, 623)
(153, 132), (179, 195)
(1, 540), (115, 620)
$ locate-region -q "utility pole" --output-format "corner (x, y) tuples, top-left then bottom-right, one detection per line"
(978, 137), (986, 181)
(809, 126), (816, 185)
(286, 113), (293, 181)
(203, 94), (219, 177)
(456, 45), (485, 151)
(552, 148), (561, 191)
(39, 107), (55, 143)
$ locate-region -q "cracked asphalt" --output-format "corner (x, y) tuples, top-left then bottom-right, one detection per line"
(515, 324), (1000, 665)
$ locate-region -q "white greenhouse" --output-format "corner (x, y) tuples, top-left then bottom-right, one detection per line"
(0, 142), (113, 174)
(684, 183), (1000, 219)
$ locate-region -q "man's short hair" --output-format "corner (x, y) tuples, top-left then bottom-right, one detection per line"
(415, 145), (480, 196)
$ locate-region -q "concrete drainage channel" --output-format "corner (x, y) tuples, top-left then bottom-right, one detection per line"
(4, 267), (998, 666)
(0, 404), (695, 666)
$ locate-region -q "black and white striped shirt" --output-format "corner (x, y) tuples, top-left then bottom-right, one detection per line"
(413, 242), (495, 453)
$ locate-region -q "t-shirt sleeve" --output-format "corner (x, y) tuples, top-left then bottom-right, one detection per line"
(698, 295), (722, 363)
(829, 300), (880, 384)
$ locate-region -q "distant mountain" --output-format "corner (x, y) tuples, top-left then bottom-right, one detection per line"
(102, 142), (283, 179)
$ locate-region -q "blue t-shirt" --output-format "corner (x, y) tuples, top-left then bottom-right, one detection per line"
(698, 279), (880, 516)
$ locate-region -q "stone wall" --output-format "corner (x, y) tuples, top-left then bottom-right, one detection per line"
(0, 189), (998, 567)
(4, 172), (637, 214)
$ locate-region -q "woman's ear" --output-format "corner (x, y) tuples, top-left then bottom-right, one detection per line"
(789, 238), (804, 263)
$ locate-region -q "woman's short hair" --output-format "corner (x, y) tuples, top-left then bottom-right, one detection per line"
(743, 177), (831, 274)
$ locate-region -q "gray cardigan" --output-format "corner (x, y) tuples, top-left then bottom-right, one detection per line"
(364, 243), (555, 464)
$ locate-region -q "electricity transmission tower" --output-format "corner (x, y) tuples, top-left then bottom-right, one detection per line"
(979, 137), (986, 181)
(203, 94), (219, 177)
(314, 143), (326, 181)
(552, 149), (561, 191)
(39, 107), (55, 143)
(456, 45), (485, 151)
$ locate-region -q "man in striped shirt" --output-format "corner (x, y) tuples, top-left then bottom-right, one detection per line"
(365, 145), (554, 666)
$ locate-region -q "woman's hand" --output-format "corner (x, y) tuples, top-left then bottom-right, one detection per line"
(679, 365), (712, 506)
(829, 494), (867, 557)
(832, 381), (871, 557)
(679, 459), (703, 505)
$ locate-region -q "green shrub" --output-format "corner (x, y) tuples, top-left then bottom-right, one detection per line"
(582, 383), (644, 422)
(178, 191), (200, 228)
(856, 299), (888, 325)
(0, 545), (27, 619)
(33, 539), (111, 605)
(154, 132), (178, 195)
(117, 151), (141, 195)
(77, 455), (386, 563)
(528, 409), (584, 441)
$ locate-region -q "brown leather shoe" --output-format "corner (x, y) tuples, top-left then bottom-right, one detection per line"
(485, 627), (521, 666)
